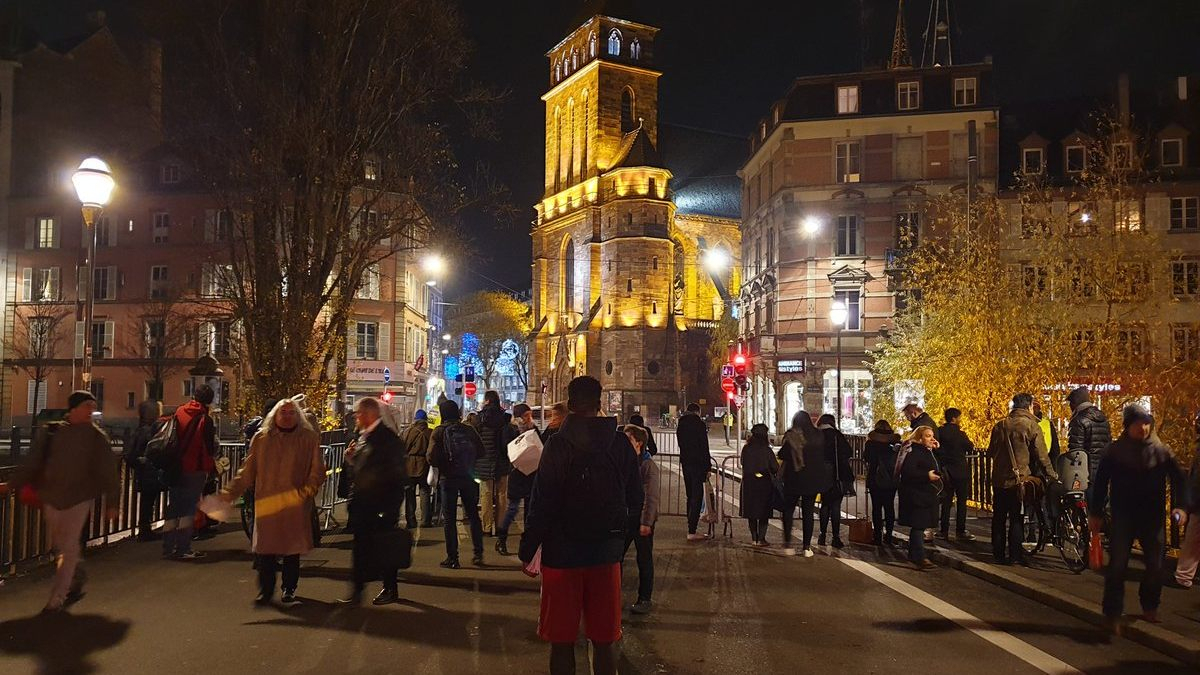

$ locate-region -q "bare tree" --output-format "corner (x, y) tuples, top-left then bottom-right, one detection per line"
(5, 303), (72, 421)
(123, 291), (198, 402)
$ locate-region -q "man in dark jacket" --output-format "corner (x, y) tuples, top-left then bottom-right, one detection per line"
(162, 385), (218, 560)
(1089, 405), (1187, 628)
(341, 397), (408, 605)
(628, 414), (657, 455)
(497, 403), (539, 555)
(936, 408), (976, 541)
(675, 403), (712, 541)
(476, 390), (515, 535)
(1067, 386), (1112, 502)
(987, 393), (1057, 565)
(429, 399), (486, 568)
(903, 403), (940, 441)
(1172, 411), (1200, 589)
(124, 400), (164, 541)
(519, 376), (642, 675)
(401, 409), (432, 529)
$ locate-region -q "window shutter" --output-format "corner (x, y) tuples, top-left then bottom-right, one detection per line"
(107, 266), (117, 300)
(1146, 196), (1170, 231)
(200, 265), (212, 296)
(76, 266), (88, 302)
(346, 322), (358, 359)
(27, 379), (48, 415)
(103, 320), (115, 358)
(20, 268), (32, 302)
(204, 209), (215, 242)
(108, 217), (118, 247)
(379, 322), (390, 361)
(74, 320), (85, 359)
(25, 217), (35, 249)
(199, 322), (214, 355)
(49, 267), (61, 300)
(51, 219), (60, 248)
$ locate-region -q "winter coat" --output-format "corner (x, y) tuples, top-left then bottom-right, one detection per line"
(348, 422), (408, 533)
(777, 428), (828, 497)
(898, 442), (940, 530)
(676, 412), (712, 472)
(910, 412), (940, 440)
(638, 456), (661, 527)
(864, 430), (900, 492)
(429, 422), (485, 480)
(1089, 433), (1187, 520)
(224, 426), (326, 556)
(519, 414), (643, 569)
(401, 419), (432, 479)
(12, 422), (119, 510)
(475, 404), (514, 480)
(507, 421), (541, 500)
(124, 419), (163, 491)
(741, 438), (779, 519)
(935, 422), (974, 484)
(1068, 403), (1112, 480)
(987, 408), (1057, 490)
(818, 425), (854, 494)
(173, 400), (217, 474)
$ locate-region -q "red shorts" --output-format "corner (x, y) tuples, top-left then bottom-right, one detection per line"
(538, 563), (622, 643)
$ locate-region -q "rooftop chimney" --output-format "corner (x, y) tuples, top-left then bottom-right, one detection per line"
(1179, 76), (1189, 101)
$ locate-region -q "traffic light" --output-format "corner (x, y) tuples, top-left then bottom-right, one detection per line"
(381, 391), (394, 404)
(733, 352), (747, 376)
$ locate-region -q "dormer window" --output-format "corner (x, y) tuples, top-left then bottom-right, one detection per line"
(1112, 142), (1133, 170)
(1022, 148), (1044, 174)
(897, 81), (920, 111)
(1065, 145), (1087, 173)
(364, 159), (379, 181)
(837, 85), (859, 114)
(953, 77), (977, 106)
(1161, 138), (1183, 167)
(608, 29), (621, 56)
(630, 38), (641, 60)
(161, 164), (180, 184)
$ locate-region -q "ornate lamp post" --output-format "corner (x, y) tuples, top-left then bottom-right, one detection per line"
(829, 300), (848, 429)
(71, 157), (115, 389)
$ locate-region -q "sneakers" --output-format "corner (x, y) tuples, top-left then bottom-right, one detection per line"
(687, 533), (709, 542)
(254, 592), (273, 605)
(803, 549), (815, 558)
(817, 534), (827, 547)
(472, 553), (485, 567)
(935, 531), (950, 540)
(495, 539), (510, 556)
(439, 557), (461, 569)
(913, 559), (936, 570)
(831, 538), (845, 550)
(955, 531), (977, 542)
(372, 588), (399, 606)
(177, 551), (206, 560)
(781, 547), (797, 556)
(631, 599), (652, 615)
(281, 589), (298, 604)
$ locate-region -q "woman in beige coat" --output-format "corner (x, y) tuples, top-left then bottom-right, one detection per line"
(221, 399), (326, 604)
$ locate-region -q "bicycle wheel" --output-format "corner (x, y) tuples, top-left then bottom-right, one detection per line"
(1056, 507), (1088, 574)
(239, 488), (255, 540)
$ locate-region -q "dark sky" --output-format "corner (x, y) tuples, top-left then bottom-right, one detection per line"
(15, 1), (1200, 297)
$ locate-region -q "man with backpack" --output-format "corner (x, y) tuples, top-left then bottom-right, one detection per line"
(160, 384), (218, 560)
(936, 408), (976, 541)
(520, 376), (643, 675)
(428, 398), (485, 568)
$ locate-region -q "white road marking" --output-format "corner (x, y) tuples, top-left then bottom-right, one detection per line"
(838, 557), (1084, 675)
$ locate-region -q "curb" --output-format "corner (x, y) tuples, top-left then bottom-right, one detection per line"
(927, 547), (1200, 668)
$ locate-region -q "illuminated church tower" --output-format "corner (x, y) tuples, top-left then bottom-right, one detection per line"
(530, 7), (740, 418)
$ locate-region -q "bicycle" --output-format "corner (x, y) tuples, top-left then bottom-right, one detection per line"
(1055, 490), (1089, 573)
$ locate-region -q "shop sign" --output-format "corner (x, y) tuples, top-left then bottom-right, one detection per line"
(778, 359), (805, 374)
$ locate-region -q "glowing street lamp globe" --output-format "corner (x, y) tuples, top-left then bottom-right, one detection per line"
(72, 157), (115, 223)
(422, 253), (446, 276)
(801, 215), (822, 237)
(703, 247), (730, 274)
(829, 300), (848, 328)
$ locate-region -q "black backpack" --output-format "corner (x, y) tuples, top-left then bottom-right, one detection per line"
(442, 424), (479, 478)
(560, 433), (629, 541)
(873, 443), (902, 491)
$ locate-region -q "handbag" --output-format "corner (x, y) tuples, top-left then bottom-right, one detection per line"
(1004, 433), (1045, 507)
(426, 465), (440, 488)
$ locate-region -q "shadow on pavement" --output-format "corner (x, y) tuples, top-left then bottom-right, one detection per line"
(1082, 661), (1197, 675)
(0, 612), (131, 673)
(872, 617), (1108, 645)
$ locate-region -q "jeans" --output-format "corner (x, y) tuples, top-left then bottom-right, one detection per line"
(781, 494), (817, 549)
(908, 527), (926, 562)
(991, 487), (1026, 562)
(403, 476), (432, 528)
(940, 476), (971, 534)
(479, 475), (509, 535)
(871, 489), (897, 541)
(43, 501), (92, 610)
(497, 494), (527, 539)
(747, 518), (770, 542)
(683, 466), (708, 535)
(623, 524), (655, 602)
(256, 554), (300, 597)
(163, 471), (207, 556)
(1104, 512), (1166, 618)
(441, 477), (484, 558)
(1175, 515), (1200, 587)
(819, 491), (843, 541)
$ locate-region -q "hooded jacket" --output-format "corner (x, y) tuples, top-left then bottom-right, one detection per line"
(474, 404), (513, 480)
(519, 414), (643, 568)
(401, 418), (431, 479)
(1089, 431), (1186, 519)
(777, 428), (828, 497)
(676, 412), (712, 471)
(936, 422), (974, 480)
(864, 430), (900, 491)
(987, 408), (1057, 489)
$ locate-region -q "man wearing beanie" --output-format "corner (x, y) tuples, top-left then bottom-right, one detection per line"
(1089, 404), (1188, 631)
(428, 398), (486, 568)
(401, 409), (433, 529)
(1066, 385), (1111, 501)
(11, 390), (119, 612)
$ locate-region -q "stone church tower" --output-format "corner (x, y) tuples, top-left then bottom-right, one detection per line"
(530, 7), (741, 420)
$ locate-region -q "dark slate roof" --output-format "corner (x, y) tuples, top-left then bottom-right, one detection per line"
(611, 123), (661, 169)
(659, 124), (745, 220)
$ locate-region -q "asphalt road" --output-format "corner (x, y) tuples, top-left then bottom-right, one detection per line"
(0, 515), (1190, 674)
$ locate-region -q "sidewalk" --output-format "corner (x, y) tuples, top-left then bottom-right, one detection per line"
(917, 508), (1200, 666)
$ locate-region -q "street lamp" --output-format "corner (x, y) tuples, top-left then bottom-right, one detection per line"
(702, 247), (730, 274)
(829, 300), (848, 429)
(71, 157), (115, 389)
(441, 333), (452, 341)
(422, 253), (445, 276)
(801, 215), (822, 237)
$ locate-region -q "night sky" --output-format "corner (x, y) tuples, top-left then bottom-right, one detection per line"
(15, 1), (1200, 297)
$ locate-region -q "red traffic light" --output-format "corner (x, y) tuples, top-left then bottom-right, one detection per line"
(733, 353), (746, 366)
(381, 391), (393, 404)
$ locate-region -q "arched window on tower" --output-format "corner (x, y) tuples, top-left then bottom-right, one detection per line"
(555, 59), (561, 81)
(581, 90), (590, 178)
(620, 88), (635, 134)
(562, 238), (576, 317)
(608, 29), (621, 56)
(571, 48), (578, 71)
(553, 107), (561, 192)
(567, 98), (575, 183)
(630, 38), (641, 60)
(589, 32), (597, 57)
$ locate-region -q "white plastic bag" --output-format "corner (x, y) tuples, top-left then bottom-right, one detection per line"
(522, 545), (543, 578)
(198, 494), (235, 523)
(426, 465), (440, 487)
(507, 429), (543, 476)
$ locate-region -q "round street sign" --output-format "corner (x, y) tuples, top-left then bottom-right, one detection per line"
(721, 377), (735, 393)
(464, 382), (477, 397)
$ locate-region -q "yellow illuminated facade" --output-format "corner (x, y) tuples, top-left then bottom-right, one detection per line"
(529, 12), (740, 418)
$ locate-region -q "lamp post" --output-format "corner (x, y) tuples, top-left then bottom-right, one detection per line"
(829, 300), (848, 430)
(71, 157), (116, 390)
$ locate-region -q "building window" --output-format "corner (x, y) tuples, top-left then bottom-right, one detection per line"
(834, 290), (861, 330)
(1115, 327), (1146, 364)
(1173, 324), (1200, 362)
(201, 264), (232, 298)
(953, 77), (977, 106)
(1068, 263), (1097, 299)
(95, 217), (112, 247)
(630, 38), (641, 60)
(1022, 148), (1044, 174)
(91, 321), (113, 360)
(835, 140), (861, 183)
(1115, 263), (1149, 300)
(1065, 145), (1086, 173)
(1161, 138), (1184, 167)
(153, 212), (170, 243)
(161, 164), (180, 184)
(896, 211), (919, 248)
(588, 32), (597, 57)
(1066, 201), (1097, 236)
(1112, 142), (1133, 170)
(1022, 264), (1049, 298)
(607, 29), (621, 56)
(201, 321), (232, 358)
(835, 215), (860, 257)
(146, 319), (167, 358)
(896, 81), (920, 111)
(22, 267), (61, 302)
(364, 159), (379, 181)
(837, 86), (859, 114)
(150, 265), (169, 299)
(652, 256), (658, 270)
(357, 263), (381, 300)
(1170, 197), (1198, 231)
(620, 88), (635, 133)
(766, 227), (776, 265)
(1115, 199), (1142, 232)
(355, 321), (379, 360)
(1172, 260), (1199, 298)
(36, 217), (56, 249)
(93, 267), (113, 301)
